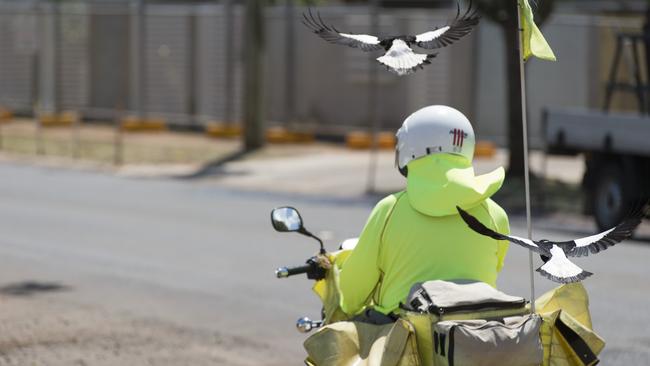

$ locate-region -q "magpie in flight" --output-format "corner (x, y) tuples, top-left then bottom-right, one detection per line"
(456, 205), (647, 284)
(302, 2), (479, 76)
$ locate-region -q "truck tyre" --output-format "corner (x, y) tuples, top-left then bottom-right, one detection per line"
(592, 162), (633, 231)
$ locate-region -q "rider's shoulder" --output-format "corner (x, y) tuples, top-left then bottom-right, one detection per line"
(376, 191), (406, 209)
(369, 191), (406, 218)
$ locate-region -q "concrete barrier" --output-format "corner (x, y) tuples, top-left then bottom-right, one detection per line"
(346, 131), (396, 150)
(38, 111), (79, 127)
(0, 107), (13, 123)
(205, 123), (241, 138)
(120, 116), (168, 132)
(266, 127), (315, 144)
(474, 141), (497, 158)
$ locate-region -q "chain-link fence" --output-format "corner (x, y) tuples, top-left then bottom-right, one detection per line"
(0, 1), (473, 131)
(0, 1), (645, 163)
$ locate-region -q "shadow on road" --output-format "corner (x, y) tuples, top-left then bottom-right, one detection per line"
(0, 281), (70, 296)
(180, 149), (253, 180)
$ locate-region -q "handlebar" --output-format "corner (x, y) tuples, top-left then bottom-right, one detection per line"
(275, 257), (328, 280)
(275, 264), (313, 278)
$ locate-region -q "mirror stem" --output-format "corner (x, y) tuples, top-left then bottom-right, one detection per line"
(300, 228), (325, 254)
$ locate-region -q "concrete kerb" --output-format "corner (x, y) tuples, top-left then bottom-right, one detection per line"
(204, 124), (316, 144)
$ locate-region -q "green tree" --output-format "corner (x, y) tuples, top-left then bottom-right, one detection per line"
(475, 0), (554, 178)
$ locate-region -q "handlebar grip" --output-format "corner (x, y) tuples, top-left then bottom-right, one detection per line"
(276, 264), (312, 278)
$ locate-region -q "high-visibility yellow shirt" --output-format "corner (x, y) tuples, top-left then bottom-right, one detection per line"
(339, 154), (510, 315)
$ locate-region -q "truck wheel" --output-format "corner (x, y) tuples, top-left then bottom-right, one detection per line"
(592, 163), (631, 231)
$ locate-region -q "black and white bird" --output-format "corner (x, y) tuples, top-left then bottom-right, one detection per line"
(302, 2), (479, 76)
(456, 205), (647, 284)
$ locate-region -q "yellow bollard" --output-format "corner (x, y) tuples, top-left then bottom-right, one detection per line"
(346, 131), (396, 150)
(120, 116), (167, 132)
(205, 122), (242, 138)
(0, 107), (13, 123)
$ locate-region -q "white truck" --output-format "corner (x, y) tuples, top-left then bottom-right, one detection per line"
(544, 108), (650, 230)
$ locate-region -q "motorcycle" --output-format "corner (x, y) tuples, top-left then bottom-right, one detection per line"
(271, 206), (355, 333)
(270, 206), (605, 366)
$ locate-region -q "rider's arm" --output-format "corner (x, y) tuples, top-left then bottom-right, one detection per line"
(339, 195), (396, 316)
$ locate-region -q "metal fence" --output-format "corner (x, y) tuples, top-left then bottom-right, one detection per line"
(0, 1), (476, 136)
(0, 1), (644, 143)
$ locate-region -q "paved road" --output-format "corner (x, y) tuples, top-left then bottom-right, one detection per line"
(0, 162), (648, 365)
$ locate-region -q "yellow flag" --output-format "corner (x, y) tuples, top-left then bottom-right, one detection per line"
(519, 0), (556, 61)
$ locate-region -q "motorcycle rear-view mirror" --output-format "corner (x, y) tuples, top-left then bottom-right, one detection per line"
(271, 207), (304, 232)
(270, 206), (325, 254)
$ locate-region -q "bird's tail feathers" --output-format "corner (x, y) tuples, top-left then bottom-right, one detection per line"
(377, 51), (430, 76)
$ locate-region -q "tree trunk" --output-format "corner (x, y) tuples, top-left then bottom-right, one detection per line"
(501, 9), (526, 178)
(244, 0), (266, 151)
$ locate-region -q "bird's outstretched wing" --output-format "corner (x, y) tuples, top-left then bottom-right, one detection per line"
(457, 206), (544, 254)
(414, 1), (480, 50)
(561, 204), (648, 257)
(302, 9), (384, 52)
(537, 246), (592, 284)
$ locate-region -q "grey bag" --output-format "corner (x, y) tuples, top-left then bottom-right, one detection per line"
(432, 314), (543, 366)
(405, 280), (527, 316)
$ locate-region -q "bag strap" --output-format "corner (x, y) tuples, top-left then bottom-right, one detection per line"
(447, 326), (455, 366)
(380, 319), (421, 366)
(555, 317), (600, 366)
(381, 320), (414, 366)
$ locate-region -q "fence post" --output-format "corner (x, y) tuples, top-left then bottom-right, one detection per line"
(114, 104), (124, 165)
(366, 0), (381, 194)
(36, 104), (44, 155)
(72, 112), (81, 159)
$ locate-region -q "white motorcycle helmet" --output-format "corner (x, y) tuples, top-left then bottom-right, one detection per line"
(395, 105), (475, 177)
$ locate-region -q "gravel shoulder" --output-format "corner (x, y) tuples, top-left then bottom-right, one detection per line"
(0, 290), (265, 366)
